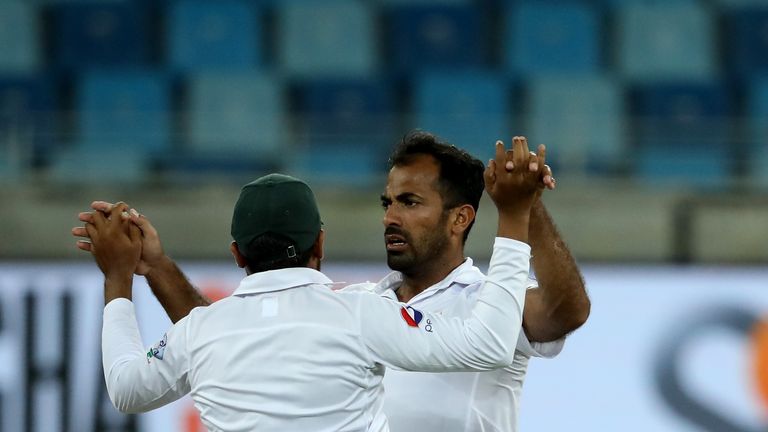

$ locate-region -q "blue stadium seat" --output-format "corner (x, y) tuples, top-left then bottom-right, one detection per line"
(388, 5), (486, 73)
(412, 71), (510, 160)
(630, 83), (733, 185)
(527, 77), (624, 174)
(187, 73), (285, 159)
(505, 3), (601, 77)
(287, 145), (383, 188)
(618, 3), (716, 81)
(278, 1), (375, 77)
(724, 8), (768, 79)
(0, 76), (57, 167)
(167, 0), (261, 72)
(0, 1), (40, 73)
(296, 79), (396, 150)
(376, 0), (470, 4)
(76, 72), (170, 153)
(748, 78), (768, 186)
(52, 2), (151, 70)
(47, 148), (149, 184)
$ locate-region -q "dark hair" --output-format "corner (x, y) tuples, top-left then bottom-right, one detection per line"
(388, 131), (485, 242)
(239, 232), (314, 273)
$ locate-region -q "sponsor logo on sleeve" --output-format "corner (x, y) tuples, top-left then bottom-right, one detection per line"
(400, 306), (424, 328)
(146, 333), (167, 363)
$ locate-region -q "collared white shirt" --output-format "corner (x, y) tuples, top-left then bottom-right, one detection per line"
(344, 258), (565, 432)
(102, 238), (532, 432)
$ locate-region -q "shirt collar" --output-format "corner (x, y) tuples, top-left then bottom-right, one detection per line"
(233, 267), (334, 296)
(374, 258), (484, 302)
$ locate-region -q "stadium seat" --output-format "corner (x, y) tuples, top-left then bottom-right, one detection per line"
(630, 83), (733, 185)
(47, 148), (149, 184)
(387, 5), (486, 73)
(0, 76), (57, 167)
(278, 1), (375, 77)
(295, 79), (397, 150)
(187, 72), (285, 159)
(0, 1), (40, 73)
(504, 2), (601, 77)
(75, 72), (170, 153)
(167, 0), (261, 72)
(287, 144), (384, 188)
(724, 8), (768, 79)
(748, 78), (768, 186)
(527, 77), (624, 174)
(618, 3), (716, 81)
(412, 71), (510, 161)
(52, 2), (151, 70)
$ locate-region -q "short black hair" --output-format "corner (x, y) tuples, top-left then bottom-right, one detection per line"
(239, 232), (313, 273)
(388, 131), (485, 242)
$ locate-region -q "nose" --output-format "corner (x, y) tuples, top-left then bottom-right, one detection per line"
(382, 205), (401, 228)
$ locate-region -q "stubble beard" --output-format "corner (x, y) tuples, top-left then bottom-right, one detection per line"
(386, 215), (451, 278)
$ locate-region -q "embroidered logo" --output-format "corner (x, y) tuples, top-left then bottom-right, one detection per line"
(400, 306), (424, 328)
(147, 333), (167, 362)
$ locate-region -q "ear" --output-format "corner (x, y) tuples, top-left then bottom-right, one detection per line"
(451, 205), (475, 237)
(229, 241), (248, 269)
(313, 229), (325, 261)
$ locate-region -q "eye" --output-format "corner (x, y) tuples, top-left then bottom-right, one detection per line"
(380, 200), (391, 209)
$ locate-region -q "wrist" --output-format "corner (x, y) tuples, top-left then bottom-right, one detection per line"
(104, 273), (133, 303)
(143, 254), (172, 278)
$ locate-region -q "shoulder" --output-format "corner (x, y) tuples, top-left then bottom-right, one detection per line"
(338, 282), (378, 293)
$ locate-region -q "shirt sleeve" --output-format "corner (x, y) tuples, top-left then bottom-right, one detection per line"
(516, 331), (565, 358)
(102, 298), (191, 413)
(359, 237), (530, 372)
(514, 279), (566, 358)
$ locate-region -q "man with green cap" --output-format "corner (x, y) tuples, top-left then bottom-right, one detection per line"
(84, 140), (545, 431)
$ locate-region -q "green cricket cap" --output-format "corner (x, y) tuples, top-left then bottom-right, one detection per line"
(231, 174), (321, 258)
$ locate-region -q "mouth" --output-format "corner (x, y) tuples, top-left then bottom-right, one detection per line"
(385, 234), (408, 252)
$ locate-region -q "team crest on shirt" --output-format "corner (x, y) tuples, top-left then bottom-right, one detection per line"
(146, 333), (167, 363)
(400, 306), (424, 328)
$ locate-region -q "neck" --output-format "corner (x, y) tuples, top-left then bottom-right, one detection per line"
(396, 252), (465, 303)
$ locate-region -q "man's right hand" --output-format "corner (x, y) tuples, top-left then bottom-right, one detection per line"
(73, 201), (165, 276)
(484, 137), (548, 243)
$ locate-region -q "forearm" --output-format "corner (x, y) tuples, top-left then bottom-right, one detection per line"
(525, 200), (590, 341)
(366, 239), (530, 371)
(104, 274), (133, 304)
(102, 299), (188, 413)
(145, 256), (211, 323)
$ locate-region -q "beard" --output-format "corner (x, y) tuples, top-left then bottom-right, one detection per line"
(385, 214), (451, 277)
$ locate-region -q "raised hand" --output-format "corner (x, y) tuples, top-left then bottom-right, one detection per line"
(484, 137), (550, 242)
(73, 201), (165, 276)
(85, 202), (142, 281)
(485, 137), (545, 213)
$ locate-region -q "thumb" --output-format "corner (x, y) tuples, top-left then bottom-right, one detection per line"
(129, 209), (157, 237)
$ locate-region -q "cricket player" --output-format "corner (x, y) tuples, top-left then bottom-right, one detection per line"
(82, 140), (548, 431)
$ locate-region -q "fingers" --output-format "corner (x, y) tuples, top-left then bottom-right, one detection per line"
(128, 208), (154, 235)
(484, 158), (497, 190)
(90, 208), (106, 228)
(85, 221), (98, 242)
(543, 164), (556, 190)
(536, 144), (547, 169)
(109, 202), (130, 219)
(512, 136), (528, 170)
(71, 226), (89, 239)
(494, 140), (506, 171)
(128, 221), (142, 243)
(91, 201), (115, 213)
(76, 240), (92, 252)
(78, 211), (94, 223)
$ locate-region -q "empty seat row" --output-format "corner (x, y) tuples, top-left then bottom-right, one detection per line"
(2, 1), (768, 80)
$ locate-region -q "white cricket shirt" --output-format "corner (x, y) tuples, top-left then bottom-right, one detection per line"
(101, 238), (531, 432)
(348, 259), (566, 432)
